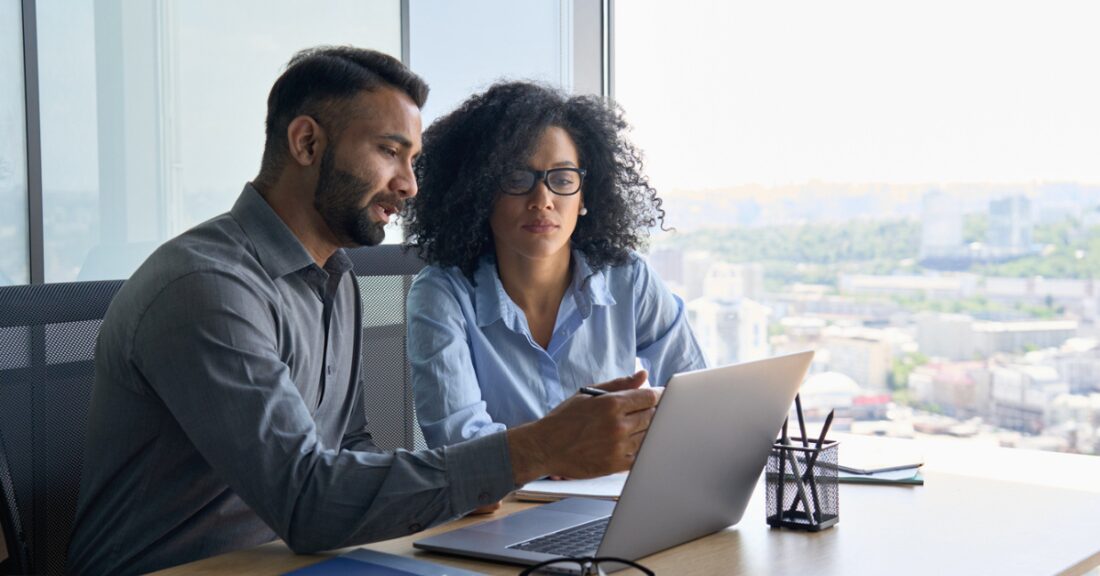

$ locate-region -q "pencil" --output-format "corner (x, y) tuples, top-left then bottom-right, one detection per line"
(794, 394), (809, 448)
(785, 448), (814, 521)
(777, 418), (789, 521)
(804, 409), (836, 522)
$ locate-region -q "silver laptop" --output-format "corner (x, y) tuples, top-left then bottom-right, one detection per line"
(413, 350), (814, 571)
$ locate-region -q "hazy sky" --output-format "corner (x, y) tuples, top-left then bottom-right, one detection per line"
(614, 0), (1100, 190)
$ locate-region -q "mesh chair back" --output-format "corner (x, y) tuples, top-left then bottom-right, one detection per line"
(0, 280), (123, 576)
(347, 245), (428, 451)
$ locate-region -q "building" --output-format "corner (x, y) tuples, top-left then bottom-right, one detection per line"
(778, 316), (827, 339)
(645, 246), (684, 286)
(990, 363), (1069, 434)
(987, 196), (1033, 258)
(702, 261), (764, 300)
(1053, 339), (1100, 394)
(820, 326), (896, 391)
(1022, 338), (1100, 394)
(771, 288), (902, 326)
(916, 314), (1078, 360)
(798, 371), (861, 419)
(686, 296), (771, 366)
(907, 361), (990, 417)
(837, 273), (1098, 316)
(919, 190), (964, 261)
(916, 313), (976, 360)
(984, 276), (1100, 305)
(838, 273), (977, 300)
(681, 251), (714, 301)
(973, 320), (1078, 357)
(1046, 393), (1100, 454)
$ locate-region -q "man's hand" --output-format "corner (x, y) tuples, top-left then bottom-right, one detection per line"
(506, 371), (660, 486)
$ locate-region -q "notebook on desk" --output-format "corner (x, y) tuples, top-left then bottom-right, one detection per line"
(414, 350), (815, 573)
(835, 434), (925, 475)
(515, 472), (627, 502)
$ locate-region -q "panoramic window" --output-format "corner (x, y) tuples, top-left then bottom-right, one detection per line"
(616, 0), (1100, 456)
(35, 0), (401, 282)
(0, 0), (28, 286)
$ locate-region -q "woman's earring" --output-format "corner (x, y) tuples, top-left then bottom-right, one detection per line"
(579, 207), (588, 216)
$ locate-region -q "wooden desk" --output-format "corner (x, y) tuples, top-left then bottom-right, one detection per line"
(155, 438), (1100, 576)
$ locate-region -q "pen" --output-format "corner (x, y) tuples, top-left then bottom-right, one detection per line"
(776, 418), (789, 522)
(578, 387), (607, 397)
(805, 409), (835, 473)
(785, 447), (814, 522)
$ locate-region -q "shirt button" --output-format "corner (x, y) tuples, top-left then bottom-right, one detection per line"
(478, 491), (491, 504)
(409, 522), (422, 532)
(326, 364), (334, 375)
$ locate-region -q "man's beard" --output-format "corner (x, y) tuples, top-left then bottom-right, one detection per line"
(314, 147), (394, 247)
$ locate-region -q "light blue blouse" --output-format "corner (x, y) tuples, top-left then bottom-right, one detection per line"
(408, 250), (707, 448)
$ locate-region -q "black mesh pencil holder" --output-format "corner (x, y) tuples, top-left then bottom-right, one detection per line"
(765, 439), (839, 531)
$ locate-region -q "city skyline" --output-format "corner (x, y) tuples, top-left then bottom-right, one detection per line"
(649, 180), (1100, 243)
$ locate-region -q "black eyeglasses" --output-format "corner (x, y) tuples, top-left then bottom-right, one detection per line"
(501, 167), (587, 196)
(519, 556), (654, 575)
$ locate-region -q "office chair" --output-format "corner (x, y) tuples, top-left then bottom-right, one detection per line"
(0, 280), (124, 576)
(347, 244), (429, 451)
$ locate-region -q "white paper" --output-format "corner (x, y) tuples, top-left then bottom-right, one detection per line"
(515, 472), (629, 502)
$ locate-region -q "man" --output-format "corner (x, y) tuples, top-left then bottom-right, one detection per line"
(67, 46), (659, 575)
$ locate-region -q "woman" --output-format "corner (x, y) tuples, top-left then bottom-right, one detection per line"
(404, 81), (706, 450)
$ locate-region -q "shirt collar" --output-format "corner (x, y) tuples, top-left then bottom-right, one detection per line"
(472, 249), (616, 329)
(231, 183), (318, 279)
(473, 255), (511, 329)
(323, 249), (353, 276)
(569, 250), (616, 316)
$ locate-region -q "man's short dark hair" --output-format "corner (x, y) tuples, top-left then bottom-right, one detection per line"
(255, 46), (429, 187)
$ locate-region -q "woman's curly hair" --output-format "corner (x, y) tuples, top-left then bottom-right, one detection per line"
(404, 81), (666, 280)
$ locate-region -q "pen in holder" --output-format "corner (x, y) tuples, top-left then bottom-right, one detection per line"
(765, 437), (839, 531)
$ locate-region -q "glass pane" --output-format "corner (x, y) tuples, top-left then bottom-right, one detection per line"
(37, 0), (401, 282)
(409, 0), (574, 125)
(616, 1), (1100, 457)
(0, 0), (29, 286)
(397, 0), (576, 242)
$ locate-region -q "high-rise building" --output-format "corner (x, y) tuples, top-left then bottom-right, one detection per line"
(681, 251), (713, 301)
(702, 261), (764, 300)
(686, 296), (771, 366)
(987, 196), (1033, 257)
(920, 190), (963, 261)
(822, 326), (895, 391)
(645, 246), (684, 285)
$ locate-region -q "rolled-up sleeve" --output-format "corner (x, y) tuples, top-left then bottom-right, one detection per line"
(132, 270), (515, 553)
(407, 270), (506, 448)
(632, 257), (708, 386)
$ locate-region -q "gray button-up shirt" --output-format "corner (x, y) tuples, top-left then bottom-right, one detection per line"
(67, 184), (515, 575)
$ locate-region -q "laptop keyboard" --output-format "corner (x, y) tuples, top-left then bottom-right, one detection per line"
(509, 517), (610, 557)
